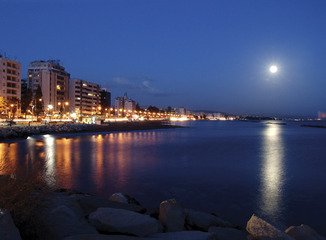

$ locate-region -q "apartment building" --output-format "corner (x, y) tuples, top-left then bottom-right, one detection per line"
(69, 79), (101, 116)
(28, 60), (70, 112)
(0, 55), (21, 115)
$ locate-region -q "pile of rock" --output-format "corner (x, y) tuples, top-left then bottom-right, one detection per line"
(0, 121), (176, 140)
(0, 124), (92, 139)
(1, 191), (325, 240)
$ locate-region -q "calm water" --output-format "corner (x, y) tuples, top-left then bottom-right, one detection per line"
(1, 121), (326, 233)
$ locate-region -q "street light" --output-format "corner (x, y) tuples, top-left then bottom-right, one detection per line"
(48, 105), (53, 122)
(9, 104), (14, 120)
(64, 102), (69, 116)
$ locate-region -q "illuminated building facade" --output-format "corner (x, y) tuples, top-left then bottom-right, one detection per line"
(114, 94), (136, 116)
(0, 55), (21, 116)
(28, 60), (70, 112)
(124, 98), (136, 112)
(69, 79), (101, 116)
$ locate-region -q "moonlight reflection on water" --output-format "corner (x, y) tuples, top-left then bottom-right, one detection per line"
(260, 124), (285, 221)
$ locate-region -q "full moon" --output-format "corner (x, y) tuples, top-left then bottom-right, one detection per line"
(269, 65), (278, 74)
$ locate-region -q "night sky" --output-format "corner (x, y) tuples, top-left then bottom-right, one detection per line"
(1, 0), (326, 117)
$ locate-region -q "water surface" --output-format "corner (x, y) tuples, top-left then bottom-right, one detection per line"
(1, 121), (326, 233)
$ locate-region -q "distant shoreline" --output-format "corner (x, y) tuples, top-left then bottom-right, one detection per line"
(301, 124), (326, 129)
(0, 121), (183, 142)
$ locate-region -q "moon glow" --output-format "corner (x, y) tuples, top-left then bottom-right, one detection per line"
(269, 65), (278, 74)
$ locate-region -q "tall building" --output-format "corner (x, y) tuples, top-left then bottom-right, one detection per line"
(114, 93), (136, 116)
(100, 88), (111, 110)
(69, 79), (101, 116)
(0, 55), (21, 116)
(114, 97), (125, 111)
(124, 98), (136, 112)
(28, 60), (70, 112)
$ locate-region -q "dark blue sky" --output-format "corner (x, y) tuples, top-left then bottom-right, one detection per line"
(1, 0), (326, 117)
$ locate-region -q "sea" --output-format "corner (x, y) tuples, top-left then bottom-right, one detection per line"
(1, 120), (326, 234)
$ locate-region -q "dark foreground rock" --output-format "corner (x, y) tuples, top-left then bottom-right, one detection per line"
(159, 199), (185, 232)
(285, 224), (326, 240)
(185, 209), (233, 231)
(246, 214), (292, 240)
(89, 207), (162, 237)
(34, 192), (97, 240)
(0, 209), (22, 240)
(109, 193), (142, 206)
(147, 231), (219, 240)
(3, 189), (326, 240)
(64, 231), (218, 240)
(77, 195), (146, 216)
(208, 226), (247, 240)
(64, 235), (141, 240)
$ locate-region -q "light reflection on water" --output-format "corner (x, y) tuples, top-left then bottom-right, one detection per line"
(260, 124), (285, 221)
(44, 135), (56, 187)
(1, 131), (161, 190)
(0, 142), (19, 175)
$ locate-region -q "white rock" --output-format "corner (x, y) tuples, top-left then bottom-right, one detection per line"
(159, 199), (185, 232)
(109, 193), (129, 204)
(89, 207), (161, 237)
(246, 214), (293, 240)
(0, 209), (22, 240)
(186, 209), (232, 231)
(285, 224), (326, 240)
(208, 226), (247, 240)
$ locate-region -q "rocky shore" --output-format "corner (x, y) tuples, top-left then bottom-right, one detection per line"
(0, 121), (180, 141)
(1, 190), (325, 240)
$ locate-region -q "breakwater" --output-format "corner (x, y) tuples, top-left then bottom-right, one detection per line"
(0, 121), (179, 140)
(1, 188), (325, 240)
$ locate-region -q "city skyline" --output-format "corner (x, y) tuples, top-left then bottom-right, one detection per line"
(1, 0), (326, 117)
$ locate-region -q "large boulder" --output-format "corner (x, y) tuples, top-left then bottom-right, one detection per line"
(38, 205), (97, 239)
(34, 192), (98, 239)
(147, 231), (219, 240)
(159, 199), (185, 232)
(109, 193), (141, 206)
(285, 224), (326, 240)
(89, 207), (162, 237)
(77, 195), (146, 215)
(0, 209), (22, 240)
(185, 209), (233, 231)
(246, 214), (293, 240)
(208, 226), (247, 240)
